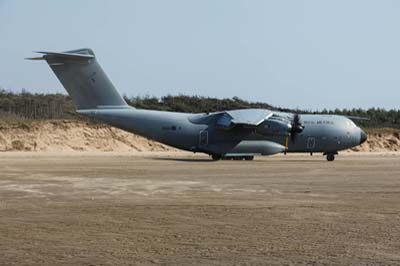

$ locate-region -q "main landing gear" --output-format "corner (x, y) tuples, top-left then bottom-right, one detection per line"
(324, 152), (338, 162)
(211, 154), (221, 161)
(211, 155), (254, 161)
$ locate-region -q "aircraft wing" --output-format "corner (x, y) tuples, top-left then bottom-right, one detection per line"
(216, 109), (273, 129)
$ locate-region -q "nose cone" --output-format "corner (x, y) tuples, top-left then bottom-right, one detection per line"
(360, 129), (368, 145)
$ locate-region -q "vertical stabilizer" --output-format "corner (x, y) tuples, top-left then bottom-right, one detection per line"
(27, 48), (128, 110)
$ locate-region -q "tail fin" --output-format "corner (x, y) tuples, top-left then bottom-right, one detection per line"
(27, 48), (128, 110)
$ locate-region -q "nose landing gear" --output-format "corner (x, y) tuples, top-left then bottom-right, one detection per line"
(324, 152), (338, 162)
(327, 153), (335, 161)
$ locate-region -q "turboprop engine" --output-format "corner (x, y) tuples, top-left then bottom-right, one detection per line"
(256, 119), (292, 136)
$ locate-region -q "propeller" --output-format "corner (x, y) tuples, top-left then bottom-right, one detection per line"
(290, 113), (304, 142)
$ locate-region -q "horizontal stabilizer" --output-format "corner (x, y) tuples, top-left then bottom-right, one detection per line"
(25, 56), (46, 60)
(26, 49), (94, 62)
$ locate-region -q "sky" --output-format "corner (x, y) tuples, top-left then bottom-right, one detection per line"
(0, 0), (399, 110)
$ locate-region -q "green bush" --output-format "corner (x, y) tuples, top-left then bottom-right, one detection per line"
(1, 90), (399, 129)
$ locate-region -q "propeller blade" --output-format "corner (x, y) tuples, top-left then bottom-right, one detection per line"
(290, 113), (304, 143)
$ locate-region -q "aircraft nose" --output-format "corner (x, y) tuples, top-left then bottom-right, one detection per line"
(360, 129), (367, 145)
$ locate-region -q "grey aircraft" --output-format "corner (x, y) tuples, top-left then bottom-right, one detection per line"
(28, 48), (367, 161)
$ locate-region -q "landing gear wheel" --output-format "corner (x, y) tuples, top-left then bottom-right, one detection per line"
(211, 154), (221, 161)
(326, 153), (335, 162)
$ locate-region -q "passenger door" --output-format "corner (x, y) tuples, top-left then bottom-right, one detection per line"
(199, 130), (208, 147)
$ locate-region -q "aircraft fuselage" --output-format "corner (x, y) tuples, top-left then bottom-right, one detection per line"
(79, 108), (367, 160)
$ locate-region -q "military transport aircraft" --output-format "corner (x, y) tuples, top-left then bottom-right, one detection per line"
(27, 49), (367, 161)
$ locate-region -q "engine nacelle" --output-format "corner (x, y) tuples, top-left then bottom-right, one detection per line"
(256, 119), (291, 136)
(203, 140), (286, 156)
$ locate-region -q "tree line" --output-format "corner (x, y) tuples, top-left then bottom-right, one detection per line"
(0, 90), (399, 128)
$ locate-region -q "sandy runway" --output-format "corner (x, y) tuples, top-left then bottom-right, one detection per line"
(0, 153), (400, 265)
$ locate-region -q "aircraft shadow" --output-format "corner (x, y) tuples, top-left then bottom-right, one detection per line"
(151, 157), (213, 162)
(152, 157), (324, 163)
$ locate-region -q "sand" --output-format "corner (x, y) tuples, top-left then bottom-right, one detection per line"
(0, 153), (399, 265)
(0, 120), (174, 152)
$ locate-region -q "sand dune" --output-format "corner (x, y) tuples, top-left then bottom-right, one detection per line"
(0, 120), (398, 152)
(0, 120), (174, 152)
(353, 131), (400, 152)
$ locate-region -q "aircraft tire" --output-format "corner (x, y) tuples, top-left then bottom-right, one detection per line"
(326, 153), (335, 162)
(211, 154), (221, 161)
